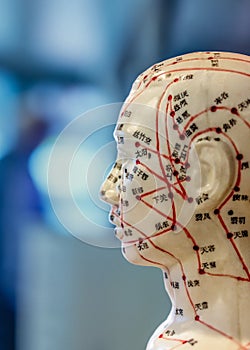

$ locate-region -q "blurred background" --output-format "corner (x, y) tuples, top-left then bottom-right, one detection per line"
(0, 0), (249, 349)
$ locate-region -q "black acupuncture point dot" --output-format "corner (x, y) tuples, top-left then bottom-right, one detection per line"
(216, 127), (222, 134)
(236, 154), (243, 161)
(173, 124), (178, 130)
(227, 233), (234, 239)
(228, 210), (234, 216)
(193, 245), (199, 251)
(168, 192), (174, 199)
(234, 186), (240, 192)
(214, 209), (220, 215)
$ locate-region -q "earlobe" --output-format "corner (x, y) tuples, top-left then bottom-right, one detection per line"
(195, 138), (236, 208)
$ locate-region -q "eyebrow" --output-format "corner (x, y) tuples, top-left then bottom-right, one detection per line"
(114, 125), (130, 137)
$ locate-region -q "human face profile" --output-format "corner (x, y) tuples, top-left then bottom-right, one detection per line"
(100, 101), (200, 262)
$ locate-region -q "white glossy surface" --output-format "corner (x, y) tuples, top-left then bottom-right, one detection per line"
(100, 52), (250, 349)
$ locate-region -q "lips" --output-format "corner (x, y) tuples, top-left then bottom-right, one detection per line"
(109, 207), (125, 240)
(114, 227), (124, 240)
(109, 206), (120, 224)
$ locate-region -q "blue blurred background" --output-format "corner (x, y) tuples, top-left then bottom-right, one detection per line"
(0, 0), (249, 349)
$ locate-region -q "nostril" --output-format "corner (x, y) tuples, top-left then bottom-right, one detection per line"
(99, 188), (119, 205)
(109, 214), (115, 221)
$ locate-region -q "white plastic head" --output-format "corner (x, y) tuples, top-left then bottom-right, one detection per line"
(100, 52), (250, 349)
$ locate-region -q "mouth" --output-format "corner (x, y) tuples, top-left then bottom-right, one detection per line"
(109, 207), (124, 239)
(109, 206), (120, 224)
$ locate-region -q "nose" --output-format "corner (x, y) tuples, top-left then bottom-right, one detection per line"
(99, 163), (121, 205)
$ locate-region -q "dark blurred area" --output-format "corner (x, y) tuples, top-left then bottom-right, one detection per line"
(0, 1), (249, 349)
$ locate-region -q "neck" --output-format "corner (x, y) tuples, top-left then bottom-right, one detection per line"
(147, 224), (250, 350)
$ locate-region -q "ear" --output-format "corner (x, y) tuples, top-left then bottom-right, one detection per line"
(194, 138), (236, 208)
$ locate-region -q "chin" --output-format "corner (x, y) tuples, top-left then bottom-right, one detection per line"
(121, 244), (154, 267)
(121, 243), (142, 265)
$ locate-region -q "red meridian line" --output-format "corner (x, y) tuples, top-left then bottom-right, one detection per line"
(172, 177), (187, 186)
(122, 216), (186, 271)
(219, 106), (250, 128)
(125, 232), (175, 276)
(140, 198), (174, 225)
(226, 235), (250, 280)
(141, 199), (173, 222)
(189, 127), (215, 145)
(182, 227), (202, 269)
(137, 144), (171, 161)
(118, 62), (250, 346)
(137, 249), (167, 269)
(155, 80), (177, 181)
(191, 127), (249, 280)
(197, 319), (248, 349)
(205, 271), (249, 282)
(138, 196), (203, 276)
(165, 101), (174, 167)
(139, 161), (166, 181)
(120, 177), (125, 232)
(185, 105), (250, 133)
(171, 193), (177, 225)
(165, 101), (180, 224)
(140, 186), (167, 199)
(120, 201), (248, 346)
(122, 59), (250, 117)
(184, 108), (210, 131)
(151, 67), (250, 81)
(160, 336), (186, 343)
(215, 148), (249, 280)
(140, 197), (201, 265)
(139, 197), (202, 314)
(121, 214), (172, 244)
(146, 239), (197, 315)
(140, 67), (250, 94)
(216, 55), (250, 64)
(126, 226), (172, 244)
(119, 72), (156, 117)
(166, 55), (250, 68)
(139, 160), (185, 197)
(165, 99), (188, 200)
(190, 126), (240, 155)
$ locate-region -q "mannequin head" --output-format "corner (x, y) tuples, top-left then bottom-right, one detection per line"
(100, 51), (250, 275)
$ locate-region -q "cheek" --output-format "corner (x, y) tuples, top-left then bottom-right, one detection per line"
(120, 163), (156, 225)
(119, 161), (173, 242)
(121, 244), (154, 267)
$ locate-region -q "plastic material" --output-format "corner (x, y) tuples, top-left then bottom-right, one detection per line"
(100, 51), (250, 349)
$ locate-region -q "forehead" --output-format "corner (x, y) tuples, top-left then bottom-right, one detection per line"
(114, 102), (161, 139)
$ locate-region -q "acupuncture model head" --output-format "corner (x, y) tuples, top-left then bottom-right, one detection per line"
(100, 51), (250, 350)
